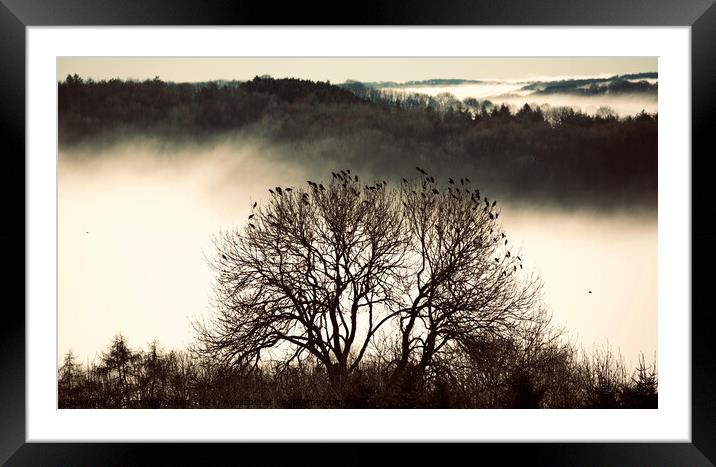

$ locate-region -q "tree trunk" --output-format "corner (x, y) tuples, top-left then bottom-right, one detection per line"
(327, 362), (349, 405)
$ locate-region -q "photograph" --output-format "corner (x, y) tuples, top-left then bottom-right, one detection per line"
(56, 56), (658, 410)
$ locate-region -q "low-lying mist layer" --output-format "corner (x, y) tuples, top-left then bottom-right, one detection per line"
(59, 142), (657, 372)
(346, 72), (658, 116)
(59, 76), (657, 211)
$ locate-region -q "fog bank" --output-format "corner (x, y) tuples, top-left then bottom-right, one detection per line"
(58, 140), (657, 369)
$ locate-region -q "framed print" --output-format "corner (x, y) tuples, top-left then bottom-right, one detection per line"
(2, 0), (714, 464)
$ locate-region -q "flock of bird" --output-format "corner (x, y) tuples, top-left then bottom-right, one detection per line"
(414, 167), (527, 277)
(240, 167), (530, 279)
(413, 166), (503, 221)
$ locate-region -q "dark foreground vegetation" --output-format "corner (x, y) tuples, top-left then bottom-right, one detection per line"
(59, 170), (657, 409)
(59, 75), (657, 209)
(59, 336), (657, 409)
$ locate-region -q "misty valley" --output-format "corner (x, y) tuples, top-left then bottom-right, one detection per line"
(58, 72), (657, 409)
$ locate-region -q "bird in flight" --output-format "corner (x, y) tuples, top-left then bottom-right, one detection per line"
(588, 290), (592, 294)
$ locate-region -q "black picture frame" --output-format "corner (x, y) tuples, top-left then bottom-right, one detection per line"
(1, 0), (713, 464)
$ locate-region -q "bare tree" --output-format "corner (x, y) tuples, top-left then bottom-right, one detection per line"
(98, 334), (138, 407)
(136, 340), (168, 407)
(194, 169), (544, 401)
(392, 173), (543, 392)
(59, 350), (82, 407)
(194, 171), (408, 398)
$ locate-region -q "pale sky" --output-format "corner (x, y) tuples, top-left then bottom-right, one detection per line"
(58, 57), (657, 84)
